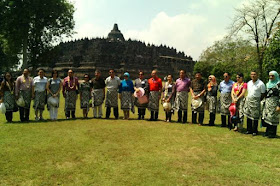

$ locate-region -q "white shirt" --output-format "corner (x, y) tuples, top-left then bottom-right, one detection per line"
(247, 79), (266, 98)
(105, 76), (120, 90)
(33, 76), (48, 92)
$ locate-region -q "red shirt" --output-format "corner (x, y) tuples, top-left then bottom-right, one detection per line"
(232, 82), (247, 97)
(148, 77), (162, 91)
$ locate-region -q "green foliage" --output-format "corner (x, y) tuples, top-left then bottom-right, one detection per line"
(263, 29), (280, 75)
(0, 0), (75, 69)
(195, 38), (258, 82)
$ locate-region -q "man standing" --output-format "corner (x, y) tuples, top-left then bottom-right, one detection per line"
(105, 69), (120, 119)
(33, 69), (48, 121)
(243, 71), (266, 136)
(219, 73), (234, 128)
(63, 69), (79, 119)
(174, 70), (191, 123)
(190, 72), (206, 125)
(148, 70), (162, 121)
(15, 68), (34, 122)
(91, 70), (105, 118)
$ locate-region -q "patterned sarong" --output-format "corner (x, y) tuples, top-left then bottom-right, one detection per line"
(206, 95), (217, 113)
(121, 91), (133, 110)
(105, 89), (118, 108)
(20, 90), (32, 109)
(80, 89), (91, 109)
(65, 90), (77, 112)
(33, 91), (46, 111)
(92, 89), (104, 107)
(3, 91), (16, 112)
(262, 96), (279, 126)
(174, 91), (188, 111)
(191, 91), (205, 113)
(243, 96), (261, 120)
(148, 91), (160, 112)
(220, 93), (231, 115)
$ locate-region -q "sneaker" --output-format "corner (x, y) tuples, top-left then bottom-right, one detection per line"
(252, 133), (257, 136)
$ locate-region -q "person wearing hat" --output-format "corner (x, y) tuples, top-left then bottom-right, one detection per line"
(0, 72), (17, 123)
(243, 70), (266, 136)
(105, 69), (121, 119)
(63, 69), (79, 119)
(15, 68), (34, 122)
(119, 72), (134, 119)
(261, 71), (280, 138)
(206, 75), (218, 126)
(134, 71), (148, 120)
(219, 72), (234, 128)
(79, 74), (92, 118)
(231, 73), (247, 131)
(46, 70), (62, 121)
(162, 74), (175, 122)
(33, 69), (48, 121)
(91, 70), (105, 118)
(174, 70), (191, 124)
(148, 70), (162, 121)
(190, 72), (206, 125)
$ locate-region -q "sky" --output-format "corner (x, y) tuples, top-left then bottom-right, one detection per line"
(69, 0), (246, 60)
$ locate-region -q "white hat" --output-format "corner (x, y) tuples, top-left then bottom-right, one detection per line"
(16, 96), (25, 107)
(163, 102), (172, 111)
(134, 87), (145, 98)
(192, 98), (202, 109)
(48, 97), (59, 107)
(0, 103), (6, 114)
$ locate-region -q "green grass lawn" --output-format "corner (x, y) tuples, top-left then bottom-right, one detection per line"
(0, 96), (279, 185)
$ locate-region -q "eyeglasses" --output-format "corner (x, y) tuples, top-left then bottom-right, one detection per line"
(269, 75), (275, 77)
(224, 76), (228, 78)
(236, 76), (240, 79)
(109, 72), (113, 74)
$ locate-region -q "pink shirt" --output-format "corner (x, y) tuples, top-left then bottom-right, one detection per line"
(15, 75), (34, 96)
(175, 78), (191, 92)
(232, 82), (247, 97)
(63, 76), (79, 94)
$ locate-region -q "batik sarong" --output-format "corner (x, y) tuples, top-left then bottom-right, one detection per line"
(65, 90), (77, 112)
(262, 96), (279, 126)
(243, 96), (261, 120)
(191, 91), (205, 113)
(3, 91), (16, 112)
(33, 91), (46, 111)
(174, 91), (188, 111)
(80, 89), (91, 109)
(206, 95), (217, 113)
(148, 91), (160, 112)
(105, 89), (118, 108)
(92, 89), (104, 107)
(20, 90), (32, 109)
(220, 93), (231, 115)
(121, 91), (133, 111)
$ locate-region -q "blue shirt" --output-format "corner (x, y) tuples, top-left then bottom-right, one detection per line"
(219, 80), (234, 94)
(119, 80), (134, 93)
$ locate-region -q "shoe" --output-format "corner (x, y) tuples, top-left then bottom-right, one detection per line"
(252, 133), (257, 136)
(66, 117), (70, 120)
(233, 126), (238, 131)
(39, 117), (44, 121)
(245, 131), (252, 134)
(138, 115), (141, 120)
(35, 117), (39, 121)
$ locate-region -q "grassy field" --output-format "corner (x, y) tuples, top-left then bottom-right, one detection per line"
(0, 96), (279, 185)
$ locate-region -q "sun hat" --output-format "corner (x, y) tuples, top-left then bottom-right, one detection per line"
(191, 98), (202, 109)
(16, 96), (25, 107)
(47, 97), (59, 107)
(163, 102), (172, 111)
(134, 87), (145, 98)
(0, 103), (6, 114)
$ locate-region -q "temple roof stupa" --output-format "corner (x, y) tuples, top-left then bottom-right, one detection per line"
(107, 23), (125, 42)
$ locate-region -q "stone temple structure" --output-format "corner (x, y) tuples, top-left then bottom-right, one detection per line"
(43, 24), (195, 79)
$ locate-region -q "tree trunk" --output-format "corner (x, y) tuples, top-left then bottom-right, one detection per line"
(22, 36), (28, 69)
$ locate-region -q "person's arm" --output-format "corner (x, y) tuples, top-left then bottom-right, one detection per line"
(0, 82), (4, 102)
(158, 79), (162, 100)
(15, 77), (20, 99)
(46, 80), (51, 95)
(231, 85), (236, 103)
(118, 82), (122, 99)
(57, 80), (62, 97)
(260, 83), (266, 100)
(62, 79), (66, 97)
(161, 83), (165, 101)
(31, 78), (35, 99)
(237, 85), (247, 101)
(277, 83), (280, 112)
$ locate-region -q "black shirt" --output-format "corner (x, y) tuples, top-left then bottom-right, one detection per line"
(90, 77), (105, 89)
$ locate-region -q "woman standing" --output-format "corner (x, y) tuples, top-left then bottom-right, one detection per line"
(206, 75), (218, 126)
(231, 73), (247, 131)
(262, 71), (280, 138)
(79, 74), (91, 118)
(134, 71), (149, 120)
(0, 72), (16, 122)
(46, 70), (62, 121)
(161, 74), (175, 122)
(119, 72), (134, 120)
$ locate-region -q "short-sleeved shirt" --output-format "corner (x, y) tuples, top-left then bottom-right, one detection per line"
(91, 77), (105, 89)
(232, 82), (247, 97)
(175, 78), (191, 92)
(247, 79), (266, 98)
(33, 76), (48, 92)
(219, 80), (234, 94)
(148, 77), (162, 91)
(135, 78), (148, 90)
(190, 79), (206, 92)
(105, 76), (120, 90)
(48, 78), (61, 94)
(15, 75), (34, 96)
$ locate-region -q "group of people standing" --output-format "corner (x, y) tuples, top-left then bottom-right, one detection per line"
(0, 68), (279, 138)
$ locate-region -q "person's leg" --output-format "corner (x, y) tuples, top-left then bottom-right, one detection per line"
(40, 110), (44, 120)
(227, 115), (231, 129)
(178, 110), (182, 122)
(138, 108), (141, 120)
(221, 115), (226, 127)
(198, 112), (204, 125)
(49, 106), (53, 120)
(252, 120), (258, 135)
(169, 112), (172, 122)
(93, 106), (97, 118)
(71, 111), (76, 119)
(25, 108), (30, 122)
(269, 125), (277, 138)
(192, 111), (197, 124)
(106, 107), (111, 119)
(65, 111), (70, 119)
(99, 105), (103, 118)
(149, 111), (154, 121)
(183, 111), (187, 123)
(142, 109), (146, 119)
(5, 112), (12, 122)
(154, 111), (159, 121)
(113, 107), (119, 119)
(246, 118), (253, 134)
(209, 112), (215, 126)
(127, 110), (130, 119)
(19, 107), (24, 122)
(165, 111), (168, 121)
(35, 110), (39, 120)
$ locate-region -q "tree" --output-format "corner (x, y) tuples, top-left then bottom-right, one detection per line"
(0, 0), (75, 69)
(263, 28), (280, 74)
(195, 38), (258, 82)
(229, 0), (280, 78)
